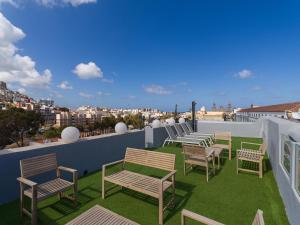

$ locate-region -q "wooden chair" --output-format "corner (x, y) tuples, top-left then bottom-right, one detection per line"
(182, 144), (215, 182)
(181, 209), (265, 225)
(102, 148), (176, 225)
(237, 141), (267, 178)
(211, 132), (232, 168)
(17, 153), (78, 225)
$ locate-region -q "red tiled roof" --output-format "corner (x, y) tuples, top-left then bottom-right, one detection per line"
(238, 102), (300, 113)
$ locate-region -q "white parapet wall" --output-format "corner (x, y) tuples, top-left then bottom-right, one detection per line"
(197, 120), (263, 138)
(0, 130), (145, 204)
(263, 117), (300, 225)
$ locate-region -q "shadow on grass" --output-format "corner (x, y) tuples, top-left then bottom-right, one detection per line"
(38, 186), (99, 224)
(103, 180), (195, 223)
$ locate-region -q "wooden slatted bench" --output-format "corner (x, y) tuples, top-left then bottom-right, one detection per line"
(181, 209), (265, 225)
(66, 205), (140, 225)
(17, 153), (78, 225)
(102, 148), (176, 225)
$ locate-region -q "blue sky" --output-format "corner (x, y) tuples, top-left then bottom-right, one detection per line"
(1, 0), (300, 111)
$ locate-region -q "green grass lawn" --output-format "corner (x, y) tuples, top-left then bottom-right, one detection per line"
(0, 137), (289, 225)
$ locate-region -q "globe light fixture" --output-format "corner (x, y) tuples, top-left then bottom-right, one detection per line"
(167, 117), (176, 125)
(179, 118), (185, 123)
(61, 126), (80, 143)
(115, 122), (128, 134)
(152, 119), (161, 128)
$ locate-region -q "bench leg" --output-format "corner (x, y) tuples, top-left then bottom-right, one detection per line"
(102, 166), (106, 199)
(236, 158), (239, 175)
(259, 161), (263, 178)
(206, 162), (209, 182)
(172, 176), (175, 208)
(58, 192), (62, 200)
(31, 188), (37, 225)
(181, 213), (186, 225)
(73, 171), (78, 205)
(159, 191), (164, 225)
(20, 184), (24, 217)
(212, 155), (215, 175)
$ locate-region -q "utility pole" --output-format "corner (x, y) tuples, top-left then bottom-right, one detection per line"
(192, 101), (197, 131)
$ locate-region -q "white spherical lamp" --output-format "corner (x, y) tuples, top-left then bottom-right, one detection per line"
(152, 119), (161, 128)
(167, 118), (176, 125)
(179, 118), (185, 124)
(115, 122), (128, 134)
(61, 126), (80, 144)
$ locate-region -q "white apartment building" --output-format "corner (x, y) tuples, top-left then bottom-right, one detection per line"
(236, 102), (300, 122)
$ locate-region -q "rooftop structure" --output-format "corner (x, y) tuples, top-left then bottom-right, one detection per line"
(236, 102), (300, 122)
(0, 116), (299, 225)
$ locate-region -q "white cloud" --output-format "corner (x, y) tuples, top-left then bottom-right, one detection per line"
(253, 85), (262, 91)
(57, 81), (73, 90)
(50, 91), (63, 98)
(79, 92), (94, 98)
(102, 78), (114, 84)
(144, 85), (172, 95)
(128, 95), (136, 99)
(235, 69), (253, 79)
(73, 62), (103, 80)
(17, 88), (26, 94)
(0, 13), (52, 88)
(0, 0), (18, 7)
(35, 0), (96, 7)
(97, 91), (111, 96)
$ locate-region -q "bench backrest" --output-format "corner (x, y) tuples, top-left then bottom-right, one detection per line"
(124, 148), (175, 171)
(182, 144), (207, 158)
(20, 153), (58, 178)
(215, 132), (231, 142)
(252, 209), (265, 225)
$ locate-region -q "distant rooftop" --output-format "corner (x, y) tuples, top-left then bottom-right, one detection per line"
(238, 102), (300, 113)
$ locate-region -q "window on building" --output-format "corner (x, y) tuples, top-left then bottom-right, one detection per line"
(281, 135), (292, 176)
(296, 144), (300, 195)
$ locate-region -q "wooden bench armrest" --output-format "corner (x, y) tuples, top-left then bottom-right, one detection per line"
(58, 166), (77, 174)
(17, 177), (37, 187)
(161, 170), (176, 183)
(181, 209), (225, 225)
(103, 160), (124, 169)
(241, 142), (262, 149)
(102, 160), (124, 177)
(206, 148), (215, 158)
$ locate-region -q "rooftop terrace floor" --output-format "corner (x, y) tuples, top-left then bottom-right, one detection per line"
(0, 137), (289, 225)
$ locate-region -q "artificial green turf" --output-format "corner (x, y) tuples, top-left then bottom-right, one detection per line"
(0, 137), (289, 225)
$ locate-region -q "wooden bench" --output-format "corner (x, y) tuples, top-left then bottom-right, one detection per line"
(181, 209), (265, 225)
(66, 205), (140, 225)
(17, 153), (78, 225)
(102, 148), (176, 225)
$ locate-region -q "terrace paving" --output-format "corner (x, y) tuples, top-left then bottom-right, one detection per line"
(0, 137), (289, 225)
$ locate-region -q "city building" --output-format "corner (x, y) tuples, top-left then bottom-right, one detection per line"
(196, 106), (225, 121)
(236, 102), (300, 122)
